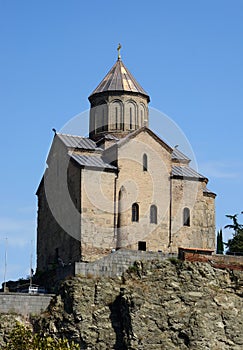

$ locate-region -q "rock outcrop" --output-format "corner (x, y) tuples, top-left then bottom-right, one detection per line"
(1, 260), (243, 349)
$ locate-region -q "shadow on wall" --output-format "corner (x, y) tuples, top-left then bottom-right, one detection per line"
(109, 288), (133, 350)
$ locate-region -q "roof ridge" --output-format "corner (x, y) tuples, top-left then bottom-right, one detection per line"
(56, 132), (89, 139)
(103, 127), (173, 154)
(114, 60), (123, 90)
(121, 60), (145, 92)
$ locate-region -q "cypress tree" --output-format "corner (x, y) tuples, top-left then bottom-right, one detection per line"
(219, 228), (224, 254)
(216, 228), (224, 254)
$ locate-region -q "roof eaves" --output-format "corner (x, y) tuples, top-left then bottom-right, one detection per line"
(171, 165), (208, 182)
(57, 133), (103, 152)
(172, 175), (206, 182)
(69, 153), (117, 172)
(172, 159), (190, 165)
(203, 188), (217, 198)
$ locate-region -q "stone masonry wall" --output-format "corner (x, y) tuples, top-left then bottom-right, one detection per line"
(81, 129), (174, 260)
(171, 179), (215, 252)
(81, 168), (116, 261)
(116, 130), (172, 252)
(37, 137), (81, 272)
(0, 293), (54, 316)
(79, 129), (216, 261)
(75, 249), (177, 278)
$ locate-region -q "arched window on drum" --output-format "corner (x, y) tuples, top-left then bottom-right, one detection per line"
(126, 101), (137, 130)
(139, 103), (146, 128)
(110, 101), (123, 131)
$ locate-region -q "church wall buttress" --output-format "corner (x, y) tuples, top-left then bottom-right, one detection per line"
(171, 179), (216, 252)
(80, 168), (116, 262)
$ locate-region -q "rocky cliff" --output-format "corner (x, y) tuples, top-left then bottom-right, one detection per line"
(1, 260), (243, 349)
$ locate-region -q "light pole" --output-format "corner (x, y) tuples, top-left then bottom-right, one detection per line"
(30, 240), (33, 288)
(3, 237), (8, 293)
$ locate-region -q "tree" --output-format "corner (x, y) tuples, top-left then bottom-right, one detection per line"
(216, 228), (224, 254)
(224, 212), (243, 255)
(3, 322), (79, 350)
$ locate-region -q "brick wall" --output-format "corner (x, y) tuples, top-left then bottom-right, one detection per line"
(184, 252), (243, 271)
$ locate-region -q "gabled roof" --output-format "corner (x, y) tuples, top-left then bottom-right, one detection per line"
(103, 126), (173, 154)
(172, 165), (207, 182)
(56, 133), (102, 151)
(89, 59), (150, 101)
(69, 153), (117, 171)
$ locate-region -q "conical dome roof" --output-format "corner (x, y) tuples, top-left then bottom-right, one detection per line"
(89, 58), (150, 102)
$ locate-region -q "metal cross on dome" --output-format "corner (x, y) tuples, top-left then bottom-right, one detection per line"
(117, 43), (122, 59)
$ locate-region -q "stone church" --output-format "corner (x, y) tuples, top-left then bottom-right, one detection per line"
(36, 49), (216, 272)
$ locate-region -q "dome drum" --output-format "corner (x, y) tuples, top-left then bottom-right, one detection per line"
(89, 93), (149, 140)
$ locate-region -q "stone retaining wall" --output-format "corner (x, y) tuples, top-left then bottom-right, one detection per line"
(0, 293), (54, 316)
(75, 249), (177, 277)
(76, 249), (243, 278)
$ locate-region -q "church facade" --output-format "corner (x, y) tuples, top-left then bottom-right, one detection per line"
(36, 52), (216, 272)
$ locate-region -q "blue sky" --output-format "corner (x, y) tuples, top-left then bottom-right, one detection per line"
(0, 0), (243, 284)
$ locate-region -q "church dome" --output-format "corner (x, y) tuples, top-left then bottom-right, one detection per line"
(89, 58), (150, 102)
(89, 46), (150, 141)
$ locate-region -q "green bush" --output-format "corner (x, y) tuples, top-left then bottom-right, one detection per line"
(3, 322), (79, 350)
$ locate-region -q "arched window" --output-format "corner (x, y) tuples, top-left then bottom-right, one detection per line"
(110, 101), (122, 130)
(102, 108), (105, 131)
(94, 103), (107, 133)
(139, 103), (146, 127)
(115, 107), (118, 129)
(183, 207), (190, 226)
(150, 205), (157, 224)
(132, 203), (139, 222)
(126, 101), (136, 130)
(130, 107), (133, 129)
(143, 153), (148, 171)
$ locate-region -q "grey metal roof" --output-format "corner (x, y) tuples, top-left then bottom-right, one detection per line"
(89, 59), (150, 101)
(70, 153), (117, 170)
(172, 148), (190, 162)
(172, 165), (206, 180)
(57, 133), (101, 151)
(103, 134), (119, 141)
(203, 187), (216, 196)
